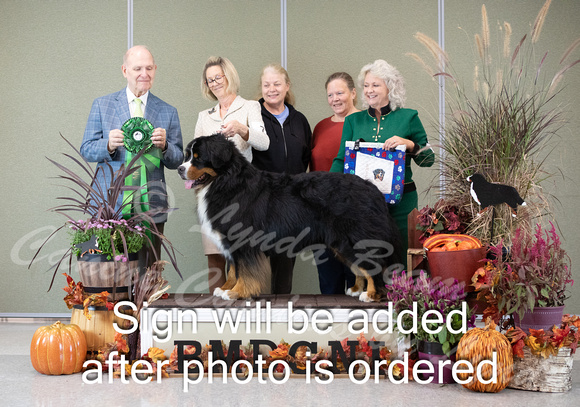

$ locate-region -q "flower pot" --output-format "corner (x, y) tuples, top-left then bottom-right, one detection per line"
(508, 346), (573, 392)
(513, 306), (564, 333)
(77, 252), (139, 301)
(417, 340), (456, 384)
(427, 247), (487, 292)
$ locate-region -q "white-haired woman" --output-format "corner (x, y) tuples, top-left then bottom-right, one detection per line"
(195, 56), (269, 293)
(330, 59), (434, 269)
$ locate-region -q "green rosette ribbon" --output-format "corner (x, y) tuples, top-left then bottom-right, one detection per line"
(121, 117), (161, 221)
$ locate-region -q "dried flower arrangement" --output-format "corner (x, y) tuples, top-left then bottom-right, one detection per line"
(409, 0), (580, 245)
(505, 314), (580, 359)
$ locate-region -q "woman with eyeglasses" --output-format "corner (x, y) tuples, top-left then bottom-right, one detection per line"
(252, 63), (312, 294)
(194, 56), (269, 294)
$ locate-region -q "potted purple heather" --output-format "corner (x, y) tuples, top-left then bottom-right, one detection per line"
(473, 222), (573, 333)
(385, 270), (476, 383)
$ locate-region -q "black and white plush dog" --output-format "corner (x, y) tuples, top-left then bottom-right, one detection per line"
(178, 134), (402, 302)
(467, 173), (526, 217)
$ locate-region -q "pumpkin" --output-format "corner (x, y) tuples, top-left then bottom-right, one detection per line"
(455, 319), (513, 392)
(423, 233), (482, 252)
(30, 321), (87, 375)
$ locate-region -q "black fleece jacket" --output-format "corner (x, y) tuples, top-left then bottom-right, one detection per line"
(252, 98), (312, 174)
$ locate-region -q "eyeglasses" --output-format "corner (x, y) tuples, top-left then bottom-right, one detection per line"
(206, 74), (226, 86)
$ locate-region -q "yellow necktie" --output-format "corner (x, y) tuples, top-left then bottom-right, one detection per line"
(133, 98), (143, 117)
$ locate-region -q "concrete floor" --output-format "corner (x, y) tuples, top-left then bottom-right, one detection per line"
(3, 319), (580, 407)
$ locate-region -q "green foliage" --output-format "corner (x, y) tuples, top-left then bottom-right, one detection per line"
(29, 135), (181, 290)
(69, 219), (145, 260)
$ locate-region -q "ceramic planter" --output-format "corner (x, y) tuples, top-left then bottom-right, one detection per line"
(427, 247), (487, 292)
(513, 305), (565, 333)
(417, 340), (456, 384)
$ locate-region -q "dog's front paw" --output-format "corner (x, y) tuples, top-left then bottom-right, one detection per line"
(346, 287), (362, 297)
(358, 292), (373, 302)
(221, 290), (239, 301)
(213, 287), (224, 297)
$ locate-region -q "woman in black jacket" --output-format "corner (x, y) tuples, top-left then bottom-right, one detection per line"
(253, 64), (312, 294)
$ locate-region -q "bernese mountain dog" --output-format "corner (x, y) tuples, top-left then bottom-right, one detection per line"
(467, 173), (527, 217)
(178, 134), (402, 302)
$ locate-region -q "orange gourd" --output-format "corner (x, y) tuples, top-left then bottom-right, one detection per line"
(455, 320), (514, 392)
(30, 321), (87, 375)
(423, 234), (482, 252)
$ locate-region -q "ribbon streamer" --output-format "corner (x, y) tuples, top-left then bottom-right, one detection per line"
(121, 118), (161, 219)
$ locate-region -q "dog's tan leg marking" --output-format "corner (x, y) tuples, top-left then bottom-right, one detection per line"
(214, 263), (237, 297)
(221, 264), (237, 290)
(347, 275), (365, 297)
(222, 254), (270, 300)
(354, 267), (380, 303)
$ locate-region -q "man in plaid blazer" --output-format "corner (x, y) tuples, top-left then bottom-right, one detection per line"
(80, 45), (184, 260)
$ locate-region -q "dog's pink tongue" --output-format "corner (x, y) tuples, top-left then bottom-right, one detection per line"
(184, 180), (195, 190)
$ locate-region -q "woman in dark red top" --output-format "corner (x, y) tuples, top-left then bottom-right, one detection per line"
(311, 72), (360, 294)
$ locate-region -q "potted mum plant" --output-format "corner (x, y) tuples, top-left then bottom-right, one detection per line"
(385, 270), (476, 383)
(472, 222), (573, 331)
(29, 135), (181, 296)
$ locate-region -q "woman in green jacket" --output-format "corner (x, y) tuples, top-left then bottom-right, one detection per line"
(330, 59), (434, 271)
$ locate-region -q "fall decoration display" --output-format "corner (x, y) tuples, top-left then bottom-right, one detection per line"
(28, 135), (181, 292)
(385, 270), (475, 356)
(424, 234), (486, 298)
(508, 347), (573, 392)
(472, 222), (573, 325)
(63, 273), (114, 319)
(410, 0), (580, 245)
(416, 199), (471, 242)
(30, 321), (87, 375)
(70, 305), (131, 356)
(504, 315), (579, 392)
(455, 319), (513, 392)
(505, 314), (580, 359)
(166, 333), (394, 378)
(423, 234), (482, 252)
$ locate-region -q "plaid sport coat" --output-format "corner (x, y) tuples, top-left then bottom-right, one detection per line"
(80, 89), (184, 223)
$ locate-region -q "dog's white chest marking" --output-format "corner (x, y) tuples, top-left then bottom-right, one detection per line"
(196, 186), (227, 254)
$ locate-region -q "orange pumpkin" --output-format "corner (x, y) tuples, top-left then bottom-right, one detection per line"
(423, 234), (482, 252)
(455, 319), (514, 392)
(30, 321), (87, 375)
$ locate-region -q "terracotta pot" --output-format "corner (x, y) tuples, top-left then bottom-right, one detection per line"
(427, 247), (487, 292)
(417, 340), (456, 384)
(513, 306), (565, 333)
